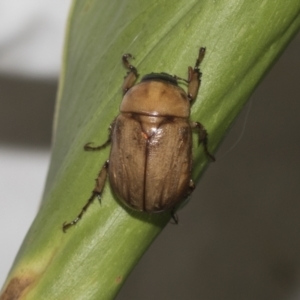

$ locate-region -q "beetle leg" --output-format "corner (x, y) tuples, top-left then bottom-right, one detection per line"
(187, 47), (206, 102)
(84, 140), (111, 151)
(170, 211), (179, 224)
(84, 121), (115, 151)
(170, 179), (195, 224)
(122, 53), (138, 94)
(189, 179), (196, 193)
(191, 121), (215, 161)
(62, 160), (109, 232)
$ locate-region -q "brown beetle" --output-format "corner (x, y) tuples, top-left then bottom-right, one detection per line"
(63, 48), (215, 232)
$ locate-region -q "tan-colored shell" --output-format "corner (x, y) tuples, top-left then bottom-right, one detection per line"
(109, 113), (192, 211)
(120, 81), (190, 118)
(61, 49), (213, 232)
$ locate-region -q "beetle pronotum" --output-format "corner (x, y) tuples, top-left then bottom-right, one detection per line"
(63, 48), (215, 232)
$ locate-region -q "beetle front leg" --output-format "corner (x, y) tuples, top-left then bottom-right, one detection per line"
(191, 121), (215, 161)
(187, 47), (206, 102)
(62, 160), (109, 232)
(122, 54), (138, 94)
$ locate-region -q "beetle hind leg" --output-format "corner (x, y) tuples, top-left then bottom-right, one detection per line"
(169, 179), (196, 224)
(122, 53), (138, 94)
(62, 160), (109, 232)
(191, 121), (215, 161)
(170, 211), (179, 224)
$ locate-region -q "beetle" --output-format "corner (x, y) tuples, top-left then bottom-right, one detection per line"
(62, 47), (215, 232)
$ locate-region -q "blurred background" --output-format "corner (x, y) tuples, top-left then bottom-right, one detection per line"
(0, 1), (299, 299)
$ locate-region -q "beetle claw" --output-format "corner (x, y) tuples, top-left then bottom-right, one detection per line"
(170, 211), (179, 224)
(84, 142), (93, 150)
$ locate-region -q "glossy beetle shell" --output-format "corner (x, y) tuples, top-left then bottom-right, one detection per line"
(109, 79), (192, 211)
(62, 48), (214, 232)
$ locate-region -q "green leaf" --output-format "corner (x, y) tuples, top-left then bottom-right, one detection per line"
(1, 1), (299, 299)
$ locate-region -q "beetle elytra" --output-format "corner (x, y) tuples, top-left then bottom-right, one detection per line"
(63, 48), (215, 232)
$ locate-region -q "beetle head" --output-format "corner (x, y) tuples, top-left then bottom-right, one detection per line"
(141, 73), (178, 86)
